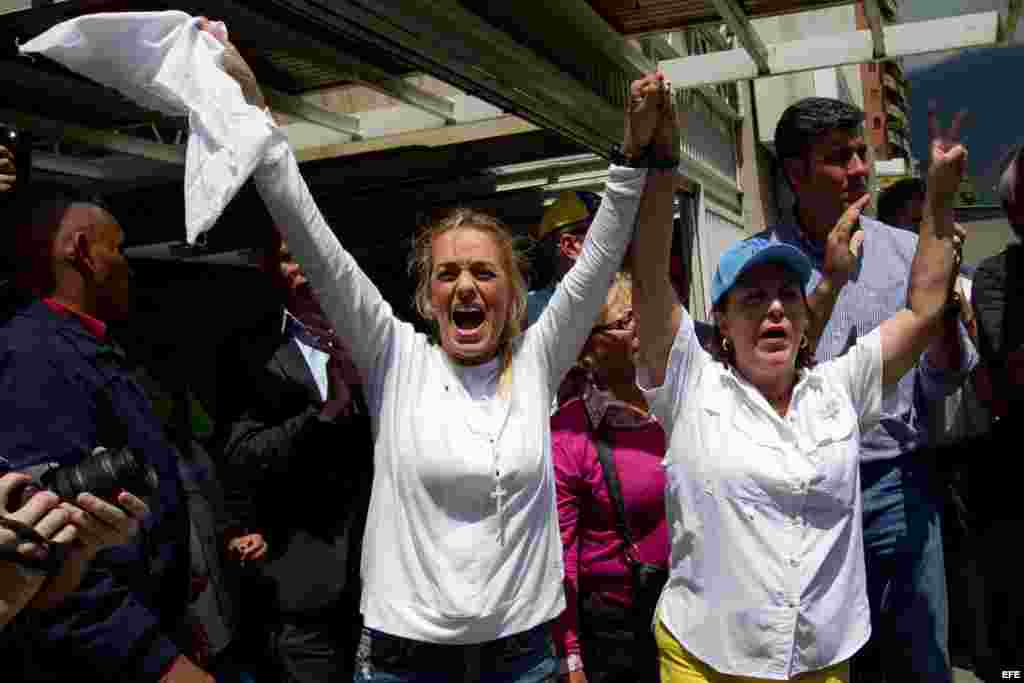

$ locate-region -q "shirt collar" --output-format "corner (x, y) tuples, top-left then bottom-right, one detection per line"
(711, 360), (823, 417)
(43, 298), (107, 340)
(774, 218), (825, 264)
(583, 379), (656, 430)
(282, 309), (318, 347)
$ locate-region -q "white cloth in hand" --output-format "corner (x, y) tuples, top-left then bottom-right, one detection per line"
(19, 11), (278, 243)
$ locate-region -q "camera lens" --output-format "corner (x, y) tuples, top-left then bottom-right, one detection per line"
(42, 448), (159, 503)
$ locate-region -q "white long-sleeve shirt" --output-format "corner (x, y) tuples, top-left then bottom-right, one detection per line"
(253, 137), (646, 644)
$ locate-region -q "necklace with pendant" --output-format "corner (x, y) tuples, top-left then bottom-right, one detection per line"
(446, 359), (514, 546)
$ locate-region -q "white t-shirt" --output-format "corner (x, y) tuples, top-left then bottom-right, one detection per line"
(639, 308), (884, 679)
(253, 141), (647, 644)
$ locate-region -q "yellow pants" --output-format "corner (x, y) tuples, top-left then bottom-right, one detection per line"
(656, 619), (850, 683)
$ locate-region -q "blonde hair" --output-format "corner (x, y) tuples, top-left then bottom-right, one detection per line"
(409, 208), (530, 382)
(579, 271), (633, 371)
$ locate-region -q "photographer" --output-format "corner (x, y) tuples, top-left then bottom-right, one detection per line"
(0, 195), (204, 682)
(1, 471), (150, 629)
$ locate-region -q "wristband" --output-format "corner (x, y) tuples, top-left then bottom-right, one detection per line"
(943, 291), (963, 320)
(609, 143), (647, 168)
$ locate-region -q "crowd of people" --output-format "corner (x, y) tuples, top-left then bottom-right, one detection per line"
(0, 15), (1020, 683)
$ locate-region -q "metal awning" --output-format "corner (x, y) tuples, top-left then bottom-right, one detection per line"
(654, 1), (1013, 89)
(0, 0), (560, 195)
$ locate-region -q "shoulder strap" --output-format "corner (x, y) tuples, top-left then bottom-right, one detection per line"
(592, 423), (638, 564)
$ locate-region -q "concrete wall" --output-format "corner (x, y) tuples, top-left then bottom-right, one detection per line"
(959, 214), (1019, 269)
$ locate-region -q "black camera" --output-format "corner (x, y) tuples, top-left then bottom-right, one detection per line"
(10, 447), (159, 512)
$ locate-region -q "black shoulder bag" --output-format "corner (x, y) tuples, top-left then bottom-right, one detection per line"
(578, 424), (667, 680)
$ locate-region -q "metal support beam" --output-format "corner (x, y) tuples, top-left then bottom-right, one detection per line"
(0, 107), (186, 165)
(370, 77), (456, 124)
(170, 0), (458, 123)
(294, 115), (538, 164)
(1001, 0), (1023, 44)
(659, 11), (999, 90)
(266, 0), (624, 153)
(264, 87), (362, 138)
(32, 151), (181, 182)
(863, 0), (887, 59)
(644, 36), (742, 123)
(708, 0), (770, 75)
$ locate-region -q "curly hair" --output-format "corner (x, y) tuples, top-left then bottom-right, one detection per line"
(408, 206), (530, 351)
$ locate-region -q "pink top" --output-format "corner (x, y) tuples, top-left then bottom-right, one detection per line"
(551, 386), (668, 664)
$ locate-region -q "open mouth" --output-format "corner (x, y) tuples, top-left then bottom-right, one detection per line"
(758, 327), (789, 349)
(452, 306), (486, 331)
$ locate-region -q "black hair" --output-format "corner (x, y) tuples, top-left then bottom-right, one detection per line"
(996, 144), (1024, 238)
(877, 177), (926, 228)
(6, 189), (113, 297)
(775, 98), (865, 188)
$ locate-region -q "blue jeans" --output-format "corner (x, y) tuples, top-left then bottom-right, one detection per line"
(854, 454), (951, 683)
(353, 622), (558, 683)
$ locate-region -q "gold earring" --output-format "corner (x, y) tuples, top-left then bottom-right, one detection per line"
(800, 335), (809, 350)
(722, 337), (730, 353)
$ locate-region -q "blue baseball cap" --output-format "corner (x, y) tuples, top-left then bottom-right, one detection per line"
(710, 237), (813, 307)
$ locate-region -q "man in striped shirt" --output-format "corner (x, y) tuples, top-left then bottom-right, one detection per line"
(762, 98), (975, 683)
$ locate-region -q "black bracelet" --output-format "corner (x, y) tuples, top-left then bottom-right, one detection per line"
(608, 143), (646, 168)
(648, 155), (680, 170)
(609, 143), (679, 169)
(943, 291), (962, 320)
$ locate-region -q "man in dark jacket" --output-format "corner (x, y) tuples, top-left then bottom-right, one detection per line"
(0, 195), (206, 682)
(216, 229), (372, 683)
(967, 145), (1024, 679)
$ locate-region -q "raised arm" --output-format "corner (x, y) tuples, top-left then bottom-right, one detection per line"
(804, 194), (872, 352)
(531, 75), (667, 389)
(632, 85), (684, 389)
(202, 22), (403, 398)
(879, 107), (967, 387)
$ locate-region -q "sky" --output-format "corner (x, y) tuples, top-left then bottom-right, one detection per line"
(897, 0), (1024, 201)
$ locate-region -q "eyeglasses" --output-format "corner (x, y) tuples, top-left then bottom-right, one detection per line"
(592, 309), (635, 335)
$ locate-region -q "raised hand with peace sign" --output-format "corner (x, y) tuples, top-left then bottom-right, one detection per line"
(927, 101), (969, 210)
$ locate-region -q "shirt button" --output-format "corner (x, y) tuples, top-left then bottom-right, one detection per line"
(790, 557), (800, 567)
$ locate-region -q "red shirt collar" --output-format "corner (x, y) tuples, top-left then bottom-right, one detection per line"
(42, 298), (107, 340)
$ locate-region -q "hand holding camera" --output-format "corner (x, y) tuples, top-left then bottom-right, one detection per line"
(0, 447), (155, 622)
(0, 472), (73, 626)
(0, 142), (15, 193)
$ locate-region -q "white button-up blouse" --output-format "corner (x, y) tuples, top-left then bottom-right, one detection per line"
(639, 309), (884, 680)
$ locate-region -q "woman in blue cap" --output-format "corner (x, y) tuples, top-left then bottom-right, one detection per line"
(629, 106), (968, 682)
